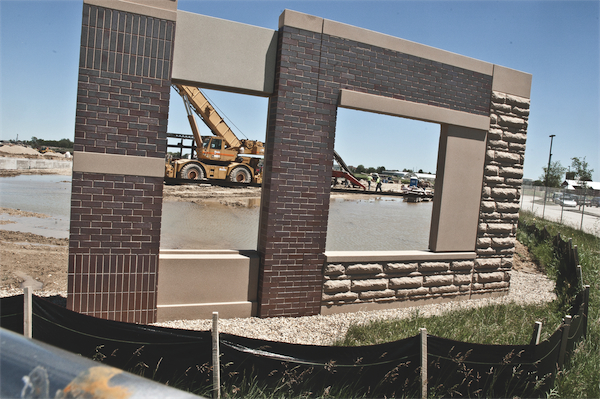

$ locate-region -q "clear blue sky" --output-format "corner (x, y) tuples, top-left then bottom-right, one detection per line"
(1, 1), (598, 180)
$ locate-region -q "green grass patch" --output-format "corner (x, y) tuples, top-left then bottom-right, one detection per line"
(337, 302), (564, 347)
(334, 211), (599, 398)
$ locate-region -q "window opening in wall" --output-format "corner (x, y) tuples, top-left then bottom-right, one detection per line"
(161, 87), (268, 250)
(327, 108), (440, 251)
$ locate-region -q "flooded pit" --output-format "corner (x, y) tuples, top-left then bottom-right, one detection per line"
(0, 176), (432, 250)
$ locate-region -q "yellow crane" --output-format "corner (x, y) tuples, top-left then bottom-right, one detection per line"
(165, 85), (264, 183)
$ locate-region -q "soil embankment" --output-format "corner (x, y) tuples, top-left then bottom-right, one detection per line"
(0, 145), (72, 177)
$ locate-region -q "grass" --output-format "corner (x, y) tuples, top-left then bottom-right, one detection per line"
(337, 302), (565, 347)
(333, 210), (598, 398)
(517, 211), (599, 398)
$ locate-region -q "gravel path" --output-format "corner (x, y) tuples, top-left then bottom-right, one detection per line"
(154, 270), (556, 345)
(1, 270), (555, 346)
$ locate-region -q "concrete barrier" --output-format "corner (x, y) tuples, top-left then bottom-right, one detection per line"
(157, 249), (260, 321)
(0, 157), (72, 171)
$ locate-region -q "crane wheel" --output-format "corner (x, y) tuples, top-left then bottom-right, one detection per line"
(229, 166), (251, 183)
(179, 164), (204, 180)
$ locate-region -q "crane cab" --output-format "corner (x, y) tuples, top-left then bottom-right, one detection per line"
(200, 136), (238, 162)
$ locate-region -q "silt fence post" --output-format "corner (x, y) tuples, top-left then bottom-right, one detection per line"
(24, 286), (32, 338)
(212, 311), (221, 399)
(558, 315), (572, 369)
(420, 328), (427, 399)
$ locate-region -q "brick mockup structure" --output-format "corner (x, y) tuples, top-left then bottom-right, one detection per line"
(69, 4), (531, 321)
(67, 0), (176, 323)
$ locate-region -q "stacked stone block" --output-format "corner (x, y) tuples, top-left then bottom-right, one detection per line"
(68, 3), (174, 323)
(323, 258), (509, 306)
(474, 91), (530, 294)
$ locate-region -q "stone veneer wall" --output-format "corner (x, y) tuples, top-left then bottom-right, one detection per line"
(323, 259), (478, 306)
(321, 91), (530, 309)
(67, 3), (174, 323)
(475, 91), (530, 286)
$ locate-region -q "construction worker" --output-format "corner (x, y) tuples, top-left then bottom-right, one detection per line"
(376, 175), (382, 192)
(367, 174), (373, 190)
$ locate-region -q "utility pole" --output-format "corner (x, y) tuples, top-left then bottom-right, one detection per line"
(542, 134), (556, 217)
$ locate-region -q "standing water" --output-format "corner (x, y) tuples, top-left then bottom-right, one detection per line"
(0, 177), (432, 250)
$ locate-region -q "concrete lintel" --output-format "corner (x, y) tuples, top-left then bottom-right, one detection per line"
(339, 90), (490, 131)
(84, 0), (177, 21)
(324, 250), (476, 264)
(172, 11), (277, 96)
(279, 9), (323, 32)
(492, 65), (532, 99)
(72, 151), (165, 177)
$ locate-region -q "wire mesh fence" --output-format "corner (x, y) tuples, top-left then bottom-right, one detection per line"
(520, 184), (600, 237)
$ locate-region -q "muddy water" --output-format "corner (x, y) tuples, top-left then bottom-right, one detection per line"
(0, 176), (432, 250)
(161, 196), (432, 251)
(0, 175), (72, 238)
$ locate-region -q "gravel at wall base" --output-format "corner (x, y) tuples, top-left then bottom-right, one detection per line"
(1, 270), (555, 346)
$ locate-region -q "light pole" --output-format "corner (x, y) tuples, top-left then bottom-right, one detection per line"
(542, 134), (556, 217)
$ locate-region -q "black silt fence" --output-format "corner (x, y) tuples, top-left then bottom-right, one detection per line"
(0, 287), (589, 398)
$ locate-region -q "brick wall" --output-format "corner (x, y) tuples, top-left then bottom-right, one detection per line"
(258, 25), (494, 317)
(67, 3), (174, 323)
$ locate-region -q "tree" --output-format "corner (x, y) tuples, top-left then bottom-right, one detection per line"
(355, 164), (365, 174)
(376, 166), (386, 174)
(539, 160), (566, 188)
(570, 157), (594, 182)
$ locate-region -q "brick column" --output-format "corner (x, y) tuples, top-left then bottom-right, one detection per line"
(67, 1), (175, 323)
(257, 27), (337, 317)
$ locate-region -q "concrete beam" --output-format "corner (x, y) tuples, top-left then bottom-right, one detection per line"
(172, 11), (278, 96)
(72, 151), (165, 178)
(339, 90), (490, 131)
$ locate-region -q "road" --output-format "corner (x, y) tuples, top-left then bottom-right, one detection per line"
(520, 195), (600, 237)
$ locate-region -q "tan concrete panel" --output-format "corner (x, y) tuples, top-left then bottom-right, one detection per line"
(172, 11), (277, 96)
(278, 9), (324, 32)
(339, 90), (490, 131)
(492, 65), (532, 99)
(157, 251), (259, 305)
(429, 125), (487, 252)
(84, 0), (177, 21)
(72, 151), (165, 177)
(324, 250), (476, 263)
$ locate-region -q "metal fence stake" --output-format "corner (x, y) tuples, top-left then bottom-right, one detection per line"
(558, 315), (572, 369)
(531, 321), (542, 345)
(420, 328), (427, 399)
(212, 311), (220, 399)
(24, 286), (32, 338)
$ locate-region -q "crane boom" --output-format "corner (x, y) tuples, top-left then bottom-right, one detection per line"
(174, 84), (242, 149)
